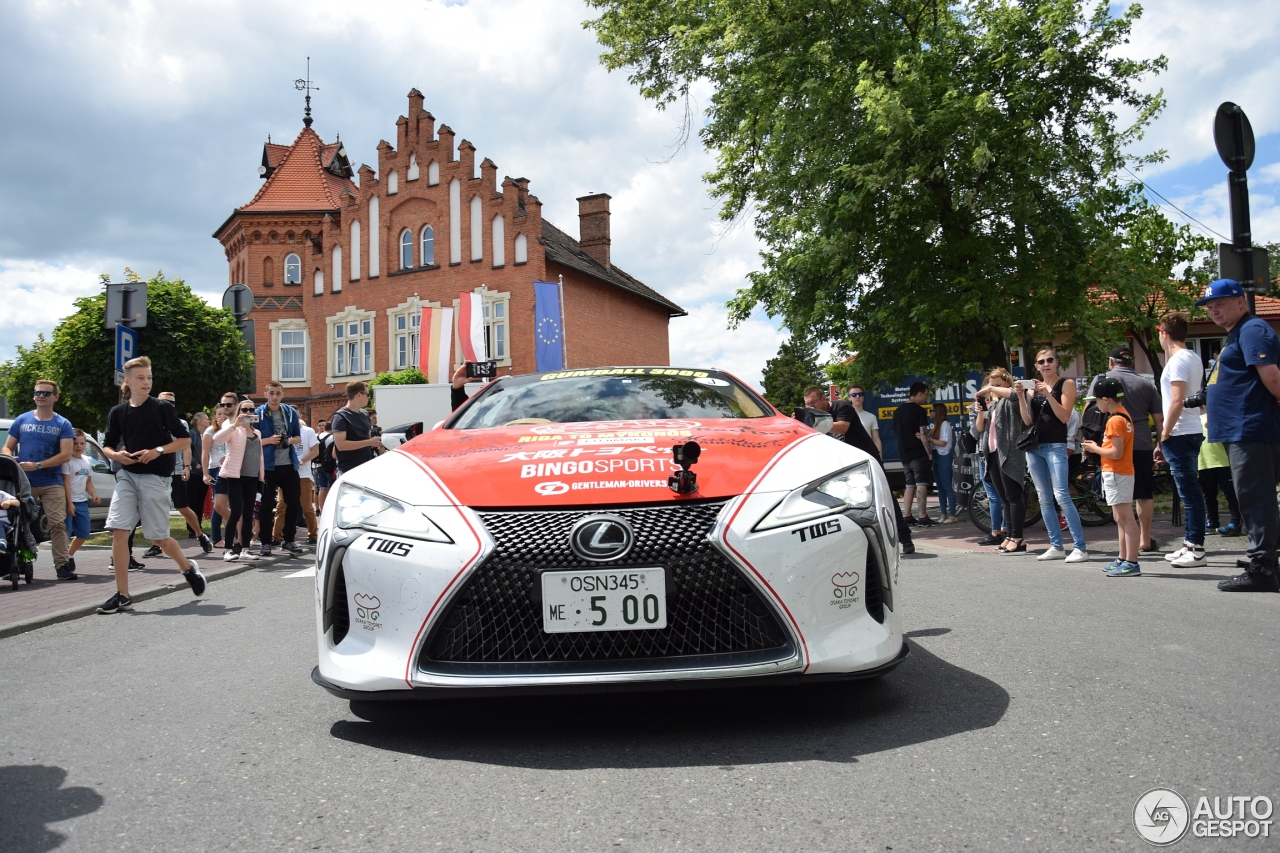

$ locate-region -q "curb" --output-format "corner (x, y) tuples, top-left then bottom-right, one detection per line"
(0, 551), (307, 640)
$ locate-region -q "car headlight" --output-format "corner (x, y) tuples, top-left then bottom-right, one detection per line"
(334, 483), (453, 543)
(754, 463), (876, 531)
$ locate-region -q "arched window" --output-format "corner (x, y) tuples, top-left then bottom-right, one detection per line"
(421, 226), (435, 266)
(492, 215), (505, 267)
(263, 256), (275, 286)
(428, 160), (440, 185)
(400, 229), (414, 270)
(407, 153), (419, 181)
(449, 179), (461, 263)
(470, 196), (483, 261)
(284, 253), (301, 284)
(514, 233), (528, 265)
(313, 267), (324, 295)
(387, 170), (399, 195)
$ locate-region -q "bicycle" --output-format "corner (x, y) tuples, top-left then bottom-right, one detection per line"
(967, 463), (1042, 534)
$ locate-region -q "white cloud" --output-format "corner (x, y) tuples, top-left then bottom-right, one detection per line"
(0, 259), (126, 363)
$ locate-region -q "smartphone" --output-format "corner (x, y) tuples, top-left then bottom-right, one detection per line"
(465, 360), (498, 379)
(1017, 379), (1036, 391)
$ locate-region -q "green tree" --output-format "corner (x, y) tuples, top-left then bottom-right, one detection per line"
(587, 0), (1166, 385)
(371, 367), (429, 387)
(761, 336), (824, 411)
(1072, 188), (1214, 382)
(0, 335), (56, 416)
(0, 271), (254, 433)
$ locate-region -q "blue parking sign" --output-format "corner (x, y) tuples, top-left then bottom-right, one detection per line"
(115, 324), (138, 372)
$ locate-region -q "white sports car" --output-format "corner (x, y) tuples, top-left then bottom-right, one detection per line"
(312, 367), (906, 700)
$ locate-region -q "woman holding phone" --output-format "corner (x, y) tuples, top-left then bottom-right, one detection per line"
(1026, 347), (1089, 563)
(976, 369), (1034, 554)
(212, 398), (265, 561)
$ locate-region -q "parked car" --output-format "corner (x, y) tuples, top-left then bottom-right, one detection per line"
(0, 418), (115, 531)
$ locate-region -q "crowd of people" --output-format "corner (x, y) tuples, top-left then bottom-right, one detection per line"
(0, 355), (387, 614)
(806, 279), (1280, 592)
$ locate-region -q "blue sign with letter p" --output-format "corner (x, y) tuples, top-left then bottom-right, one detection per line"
(115, 324), (138, 372)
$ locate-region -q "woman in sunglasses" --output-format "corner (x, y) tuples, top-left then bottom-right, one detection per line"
(1027, 347), (1088, 563)
(211, 397), (265, 561)
(203, 393), (238, 546)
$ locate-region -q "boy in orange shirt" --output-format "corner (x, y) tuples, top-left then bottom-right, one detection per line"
(1082, 377), (1140, 576)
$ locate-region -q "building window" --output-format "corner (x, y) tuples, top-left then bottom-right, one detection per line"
(388, 298), (422, 371)
(428, 160), (440, 186)
(284, 253), (301, 285)
(484, 297), (507, 361)
(400, 229), (414, 270)
(332, 245), (342, 293)
(270, 319), (309, 386)
(470, 195), (483, 261)
(514, 232), (527, 265)
(407, 153), (419, 182)
(449, 179), (461, 263)
(263, 256), (275, 286)
(280, 330), (306, 380)
(327, 307), (375, 382)
(368, 197), (380, 278)
(387, 170), (398, 195)
(421, 225), (434, 266)
(492, 215), (505, 267)
(313, 268), (324, 296)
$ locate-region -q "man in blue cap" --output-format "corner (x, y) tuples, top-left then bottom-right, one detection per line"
(1199, 279), (1280, 592)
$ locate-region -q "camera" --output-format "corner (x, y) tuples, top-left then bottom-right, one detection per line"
(465, 360), (498, 379)
(1184, 390), (1207, 410)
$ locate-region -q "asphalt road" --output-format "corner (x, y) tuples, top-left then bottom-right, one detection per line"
(1, 546), (1277, 852)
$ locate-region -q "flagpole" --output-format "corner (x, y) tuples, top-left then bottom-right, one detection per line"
(558, 274), (567, 369)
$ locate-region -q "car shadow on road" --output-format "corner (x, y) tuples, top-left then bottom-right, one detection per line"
(134, 600), (245, 617)
(328, 633), (1007, 769)
(0, 765), (103, 853)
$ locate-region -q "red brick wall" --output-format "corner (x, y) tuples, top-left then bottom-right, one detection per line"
(556, 262), (671, 367)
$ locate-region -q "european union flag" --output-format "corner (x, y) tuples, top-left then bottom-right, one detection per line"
(534, 281), (565, 371)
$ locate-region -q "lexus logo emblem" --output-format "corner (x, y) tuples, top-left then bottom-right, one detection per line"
(569, 515), (635, 562)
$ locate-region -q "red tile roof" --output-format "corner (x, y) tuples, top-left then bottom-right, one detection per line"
(239, 127), (354, 212)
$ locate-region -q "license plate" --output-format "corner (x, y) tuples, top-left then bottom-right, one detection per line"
(541, 568), (667, 633)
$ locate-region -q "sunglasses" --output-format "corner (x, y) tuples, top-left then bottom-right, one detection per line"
(848, 392), (865, 397)
(239, 408), (254, 413)
(217, 402), (235, 408)
(33, 390), (55, 397)
(1035, 357), (1056, 365)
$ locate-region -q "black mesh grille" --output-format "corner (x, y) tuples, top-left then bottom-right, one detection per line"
(329, 564), (350, 645)
(420, 501), (792, 673)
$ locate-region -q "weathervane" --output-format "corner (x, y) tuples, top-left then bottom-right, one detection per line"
(295, 57), (318, 128)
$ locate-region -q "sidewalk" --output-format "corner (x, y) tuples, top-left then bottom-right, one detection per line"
(0, 536), (307, 638)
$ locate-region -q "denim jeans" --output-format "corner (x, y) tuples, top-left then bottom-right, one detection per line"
(1026, 443), (1086, 552)
(978, 453), (1003, 531)
(1162, 433), (1205, 547)
(933, 454), (957, 515)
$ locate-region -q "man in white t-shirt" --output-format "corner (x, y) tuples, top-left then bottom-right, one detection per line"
(1155, 311), (1207, 567)
(847, 385), (882, 456)
(273, 417), (320, 545)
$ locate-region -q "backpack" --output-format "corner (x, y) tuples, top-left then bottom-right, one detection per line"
(1079, 373), (1110, 445)
(317, 434), (337, 478)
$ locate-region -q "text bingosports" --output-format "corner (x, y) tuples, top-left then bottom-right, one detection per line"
(363, 536), (414, 558)
(792, 518), (842, 543)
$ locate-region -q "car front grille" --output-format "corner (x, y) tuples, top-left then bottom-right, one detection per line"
(419, 500), (793, 674)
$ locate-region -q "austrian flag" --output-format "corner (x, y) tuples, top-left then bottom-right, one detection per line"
(457, 290), (487, 363)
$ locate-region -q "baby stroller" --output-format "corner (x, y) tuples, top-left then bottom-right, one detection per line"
(0, 455), (41, 589)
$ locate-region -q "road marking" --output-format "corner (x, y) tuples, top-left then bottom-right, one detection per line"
(283, 567), (317, 578)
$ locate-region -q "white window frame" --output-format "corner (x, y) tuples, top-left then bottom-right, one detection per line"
(400, 229), (414, 270)
(284, 253), (301, 285)
(269, 318), (310, 388)
(326, 306), (376, 384)
(387, 296), (438, 372)
(421, 225), (435, 266)
(452, 288), (512, 368)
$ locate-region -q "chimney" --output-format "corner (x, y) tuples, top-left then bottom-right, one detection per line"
(577, 193), (611, 269)
(514, 178), (530, 214)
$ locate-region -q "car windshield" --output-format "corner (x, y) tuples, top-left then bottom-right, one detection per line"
(450, 369), (770, 429)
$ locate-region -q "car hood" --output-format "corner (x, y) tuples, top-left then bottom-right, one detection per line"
(394, 416), (812, 508)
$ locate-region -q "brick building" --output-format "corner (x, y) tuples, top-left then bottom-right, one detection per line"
(212, 89), (685, 421)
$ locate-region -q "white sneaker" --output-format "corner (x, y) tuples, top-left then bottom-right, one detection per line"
(1170, 547), (1207, 568)
(1037, 547), (1067, 561)
(1164, 545), (1190, 563)
(1064, 549), (1089, 564)
(224, 551), (240, 562)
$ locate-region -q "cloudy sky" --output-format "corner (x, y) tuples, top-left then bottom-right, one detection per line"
(1, 0), (1278, 389)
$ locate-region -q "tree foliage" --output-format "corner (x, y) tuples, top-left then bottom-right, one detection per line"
(761, 336), (824, 411)
(587, 0), (1166, 385)
(0, 271), (254, 433)
(371, 367), (429, 387)
(1071, 188), (1214, 382)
